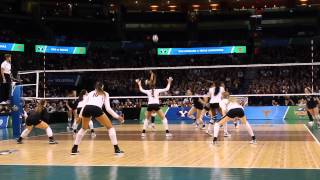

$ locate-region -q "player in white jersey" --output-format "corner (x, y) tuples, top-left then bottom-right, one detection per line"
(72, 89), (96, 138)
(212, 92), (256, 144)
(136, 72), (173, 137)
(71, 82), (124, 155)
(205, 81), (229, 136)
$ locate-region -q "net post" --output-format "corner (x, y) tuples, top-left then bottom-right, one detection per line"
(36, 71), (39, 98)
(311, 39), (314, 93)
(11, 85), (23, 138)
(43, 54), (46, 98)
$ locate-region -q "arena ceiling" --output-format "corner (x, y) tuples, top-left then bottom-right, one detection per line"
(15, 0), (320, 12)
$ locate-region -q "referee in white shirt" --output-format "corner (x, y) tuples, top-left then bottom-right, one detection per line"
(0, 54), (12, 103)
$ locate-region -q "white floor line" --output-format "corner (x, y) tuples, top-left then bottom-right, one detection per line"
(304, 124), (320, 145)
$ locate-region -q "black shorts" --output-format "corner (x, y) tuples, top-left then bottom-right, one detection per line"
(68, 102), (77, 110)
(147, 104), (160, 111)
(307, 100), (318, 109)
(226, 108), (245, 118)
(0, 73), (11, 83)
(76, 108), (82, 115)
(26, 117), (42, 126)
(204, 104), (210, 111)
(210, 103), (220, 109)
(82, 105), (103, 118)
(194, 102), (203, 110)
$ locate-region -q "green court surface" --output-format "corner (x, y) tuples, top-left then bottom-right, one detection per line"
(0, 165), (320, 180)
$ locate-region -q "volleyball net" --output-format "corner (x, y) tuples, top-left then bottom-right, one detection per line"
(14, 62), (318, 125)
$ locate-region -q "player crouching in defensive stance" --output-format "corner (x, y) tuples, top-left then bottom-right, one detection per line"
(212, 92), (256, 145)
(17, 100), (58, 144)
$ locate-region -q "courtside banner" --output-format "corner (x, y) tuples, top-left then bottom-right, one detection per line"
(0, 116), (9, 129)
(140, 106), (289, 124)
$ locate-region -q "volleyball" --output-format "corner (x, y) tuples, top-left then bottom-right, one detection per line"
(152, 34), (158, 43)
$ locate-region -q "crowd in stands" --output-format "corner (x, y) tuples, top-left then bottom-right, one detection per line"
(1, 29), (320, 113)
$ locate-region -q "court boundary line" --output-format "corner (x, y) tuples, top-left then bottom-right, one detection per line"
(282, 107), (289, 123)
(0, 164), (320, 170)
(304, 124), (320, 145)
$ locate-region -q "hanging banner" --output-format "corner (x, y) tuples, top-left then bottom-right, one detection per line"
(35, 45), (86, 54)
(0, 42), (24, 52)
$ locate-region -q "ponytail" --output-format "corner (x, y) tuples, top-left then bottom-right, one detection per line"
(213, 81), (221, 96)
(150, 84), (155, 97)
(95, 82), (105, 96)
(79, 89), (87, 101)
(214, 87), (220, 96)
(148, 71), (156, 87)
(148, 71), (156, 97)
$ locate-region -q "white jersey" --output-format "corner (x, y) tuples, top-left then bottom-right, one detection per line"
(82, 90), (119, 119)
(139, 83), (170, 104)
(208, 86), (225, 103)
(77, 95), (87, 108)
(1, 60), (11, 74)
(219, 99), (243, 112)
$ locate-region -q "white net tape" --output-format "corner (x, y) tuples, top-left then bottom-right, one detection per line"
(18, 62), (320, 75)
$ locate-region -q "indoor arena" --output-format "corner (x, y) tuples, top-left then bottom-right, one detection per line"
(0, 0), (320, 179)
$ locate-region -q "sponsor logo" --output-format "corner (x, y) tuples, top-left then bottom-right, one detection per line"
(262, 110), (271, 117)
(178, 110), (188, 117)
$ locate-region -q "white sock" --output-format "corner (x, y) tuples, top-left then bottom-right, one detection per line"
(207, 119), (214, 132)
(108, 127), (118, 145)
(143, 118), (148, 130)
(46, 127), (53, 137)
(68, 117), (72, 122)
(213, 123), (220, 138)
(72, 121), (78, 130)
(20, 129), (31, 138)
(196, 118), (202, 125)
(89, 120), (94, 130)
(223, 123), (228, 134)
(245, 122), (254, 137)
(207, 124), (212, 131)
(74, 128), (87, 145)
(162, 118), (169, 130)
